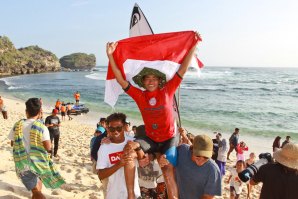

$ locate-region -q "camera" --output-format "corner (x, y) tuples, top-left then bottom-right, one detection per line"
(238, 153), (273, 182)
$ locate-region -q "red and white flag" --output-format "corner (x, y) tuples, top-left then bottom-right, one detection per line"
(104, 31), (203, 107)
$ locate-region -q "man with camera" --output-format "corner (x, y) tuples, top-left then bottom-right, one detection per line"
(250, 143), (298, 199)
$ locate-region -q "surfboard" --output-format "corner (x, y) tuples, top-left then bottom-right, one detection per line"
(129, 3), (154, 37)
(129, 3), (182, 127)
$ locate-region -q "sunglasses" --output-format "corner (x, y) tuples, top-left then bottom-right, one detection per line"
(108, 126), (123, 133)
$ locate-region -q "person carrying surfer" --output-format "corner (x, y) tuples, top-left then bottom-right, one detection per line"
(106, 31), (200, 199)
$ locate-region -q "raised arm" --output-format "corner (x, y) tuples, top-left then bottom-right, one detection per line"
(177, 32), (201, 78)
(106, 42), (129, 89)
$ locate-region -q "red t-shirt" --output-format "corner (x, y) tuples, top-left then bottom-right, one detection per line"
(125, 73), (182, 142)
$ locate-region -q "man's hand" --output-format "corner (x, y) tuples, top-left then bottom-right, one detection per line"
(124, 141), (140, 151)
(158, 155), (170, 168)
(106, 42), (118, 56)
(120, 150), (137, 166)
(178, 127), (187, 138)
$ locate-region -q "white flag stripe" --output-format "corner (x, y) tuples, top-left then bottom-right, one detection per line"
(104, 59), (181, 107)
(123, 59), (180, 90)
(104, 79), (123, 107)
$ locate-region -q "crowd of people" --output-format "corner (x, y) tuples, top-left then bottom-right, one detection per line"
(4, 31), (298, 199)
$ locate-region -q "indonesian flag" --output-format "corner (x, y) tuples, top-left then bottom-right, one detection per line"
(104, 31), (203, 107)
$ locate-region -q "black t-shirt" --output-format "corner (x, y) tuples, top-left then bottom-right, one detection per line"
(253, 163), (298, 199)
(91, 132), (107, 161)
(212, 139), (219, 160)
(45, 115), (60, 135)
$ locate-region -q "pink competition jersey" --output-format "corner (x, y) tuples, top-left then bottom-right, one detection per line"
(126, 73), (182, 142)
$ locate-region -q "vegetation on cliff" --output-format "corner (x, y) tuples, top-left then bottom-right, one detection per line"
(59, 53), (96, 70)
(0, 36), (60, 77)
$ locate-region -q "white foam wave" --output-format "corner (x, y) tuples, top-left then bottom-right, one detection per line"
(85, 73), (106, 81)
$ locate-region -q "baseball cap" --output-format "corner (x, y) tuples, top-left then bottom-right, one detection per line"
(193, 135), (213, 158)
(52, 109), (59, 114)
(96, 126), (105, 134)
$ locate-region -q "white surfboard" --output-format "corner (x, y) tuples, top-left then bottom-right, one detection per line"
(129, 3), (154, 37)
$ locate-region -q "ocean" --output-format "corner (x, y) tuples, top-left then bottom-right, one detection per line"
(1, 67), (298, 141)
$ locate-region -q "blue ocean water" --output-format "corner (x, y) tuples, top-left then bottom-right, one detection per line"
(1, 67), (297, 140)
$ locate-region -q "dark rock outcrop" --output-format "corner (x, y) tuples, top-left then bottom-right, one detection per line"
(59, 53), (96, 70)
(0, 36), (61, 77)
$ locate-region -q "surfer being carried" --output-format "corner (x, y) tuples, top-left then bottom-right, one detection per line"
(106, 32), (200, 199)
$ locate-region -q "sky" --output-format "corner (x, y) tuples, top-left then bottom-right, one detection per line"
(1, 0), (298, 67)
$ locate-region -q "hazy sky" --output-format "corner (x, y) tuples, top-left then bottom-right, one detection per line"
(1, 0), (298, 67)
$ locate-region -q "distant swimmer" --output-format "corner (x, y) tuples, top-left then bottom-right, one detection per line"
(74, 91), (80, 105)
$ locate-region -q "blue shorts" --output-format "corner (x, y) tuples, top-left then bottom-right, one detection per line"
(135, 134), (179, 166)
(20, 171), (38, 191)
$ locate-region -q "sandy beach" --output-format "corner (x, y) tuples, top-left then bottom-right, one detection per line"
(0, 96), (262, 198)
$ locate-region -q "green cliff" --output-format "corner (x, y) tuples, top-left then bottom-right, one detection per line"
(59, 53), (96, 70)
(0, 36), (61, 77)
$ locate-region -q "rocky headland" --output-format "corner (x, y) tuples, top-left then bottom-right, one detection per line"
(0, 36), (61, 77)
(59, 53), (96, 70)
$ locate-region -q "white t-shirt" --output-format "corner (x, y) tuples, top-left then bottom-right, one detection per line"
(217, 145), (228, 162)
(125, 130), (135, 138)
(230, 168), (244, 194)
(8, 119), (50, 154)
(138, 159), (163, 189)
(96, 135), (140, 199)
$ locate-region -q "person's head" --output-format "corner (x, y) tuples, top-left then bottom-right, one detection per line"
(25, 98), (42, 118)
(135, 125), (146, 139)
(235, 128), (240, 134)
(142, 74), (162, 92)
(99, 117), (106, 128)
(132, 125), (137, 133)
(286, 136), (291, 141)
(249, 152), (256, 160)
(273, 136), (282, 146)
(191, 135), (213, 166)
(132, 67), (166, 91)
(273, 143), (298, 170)
(106, 113), (126, 143)
(124, 120), (131, 131)
(215, 132), (222, 140)
(95, 126), (105, 136)
(52, 109), (58, 116)
(240, 141), (246, 147)
(236, 160), (246, 172)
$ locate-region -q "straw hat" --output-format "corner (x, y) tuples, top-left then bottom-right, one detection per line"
(273, 143), (298, 169)
(132, 67), (166, 88)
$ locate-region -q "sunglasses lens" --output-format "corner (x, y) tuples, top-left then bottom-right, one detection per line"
(116, 126), (123, 132)
(108, 126), (123, 133)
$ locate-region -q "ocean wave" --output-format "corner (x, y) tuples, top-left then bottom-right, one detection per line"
(85, 73), (106, 81)
(180, 85), (226, 92)
(7, 86), (27, 90)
